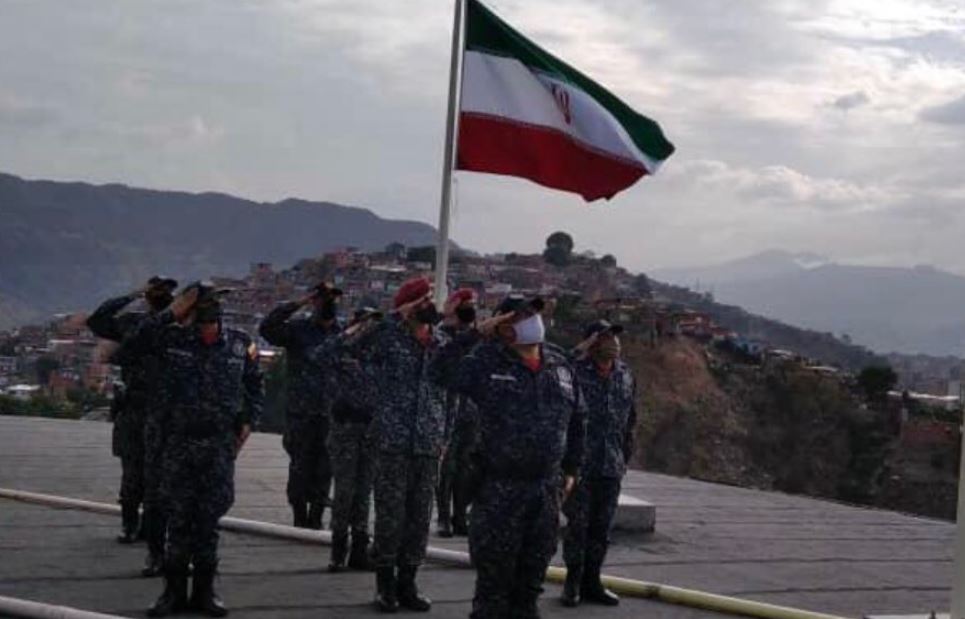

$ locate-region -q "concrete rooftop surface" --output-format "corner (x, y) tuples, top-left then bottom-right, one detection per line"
(0, 416), (955, 618)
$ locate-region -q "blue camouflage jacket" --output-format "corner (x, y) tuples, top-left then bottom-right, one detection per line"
(440, 336), (586, 480)
(259, 302), (340, 419)
(126, 309), (264, 445)
(347, 315), (451, 457)
(573, 357), (637, 479)
(87, 293), (162, 410)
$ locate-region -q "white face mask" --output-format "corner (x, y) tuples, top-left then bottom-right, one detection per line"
(512, 313), (545, 345)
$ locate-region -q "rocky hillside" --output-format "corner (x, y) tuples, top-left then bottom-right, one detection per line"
(627, 335), (957, 520)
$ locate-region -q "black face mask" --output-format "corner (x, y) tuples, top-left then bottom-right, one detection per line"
(415, 305), (442, 325)
(456, 306), (477, 324)
(194, 303), (222, 324)
(146, 292), (173, 312)
(318, 300), (337, 321)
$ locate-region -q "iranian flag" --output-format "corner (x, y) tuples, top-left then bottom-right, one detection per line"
(457, 0), (675, 201)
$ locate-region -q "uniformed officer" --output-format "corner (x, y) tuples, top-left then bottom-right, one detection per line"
(323, 306), (382, 572)
(439, 294), (586, 619)
(349, 277), (450, 613)
(126, 283), (263, 618)
(561, 320), (637, 608)
(86, 276), (176, 569)
(259, 283), (342, 529)
(436, 288), (479, 538)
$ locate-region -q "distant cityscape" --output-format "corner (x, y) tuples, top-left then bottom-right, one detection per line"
(0, 243), (962, 415)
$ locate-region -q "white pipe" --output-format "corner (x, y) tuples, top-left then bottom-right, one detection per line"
(0, 595), (126, 619)
(0, 488), (850, 619)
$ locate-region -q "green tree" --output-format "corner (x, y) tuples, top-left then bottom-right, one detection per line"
(406, 246), (437, 266)
(543, 231), (575, 267)
(857, 365), (898, 402)
(600, 254), (617, 268)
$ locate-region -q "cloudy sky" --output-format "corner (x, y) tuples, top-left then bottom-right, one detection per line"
(2, 0), (964, 274)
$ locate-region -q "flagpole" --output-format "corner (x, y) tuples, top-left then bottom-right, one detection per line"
(433, 0), (467, 308)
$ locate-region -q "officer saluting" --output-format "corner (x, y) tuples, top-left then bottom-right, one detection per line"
(259, 282), (343, 529)
(86, 276), (176, 562)
(439, 294), (586, 619)
(126, 282), (264, 618)
(561, 320), (637, 608)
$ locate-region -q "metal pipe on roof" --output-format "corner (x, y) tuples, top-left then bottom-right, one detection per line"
(0, 487), (848, 619)
(0, 595), (127, 619)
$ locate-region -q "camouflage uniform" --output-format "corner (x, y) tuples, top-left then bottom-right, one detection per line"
(127, 308), (263, 571)
(352, 316), (451, 570)
(561, 358), (637, 588)
(441, 338), (586, 619)
(87, 294), (157, 538)
(259, 302), (339, 517)
(319, 340), (376, 550)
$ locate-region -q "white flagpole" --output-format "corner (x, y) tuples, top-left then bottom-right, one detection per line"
(433, 0), (467, 308)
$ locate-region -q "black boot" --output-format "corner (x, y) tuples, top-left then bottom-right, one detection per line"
(437, 514), (453, 538)
(191, 563), (228, 617)
(329, 532), (349, 573)
(142, 552), (164, 578)
(451, 512), (468, 537)
(147, 562), (188, 617)
(291, 502), (308, 528)
(117, 501), (140, 544)
(561, 565), (582, 607)
(396, 565), (431, 612)
(375, 566), (399, 613)
(348, 532), (374, 571)
(307, 502), (324, 530)
(581, 564), (619, 606)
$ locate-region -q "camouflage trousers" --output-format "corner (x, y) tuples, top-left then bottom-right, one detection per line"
(163, 438), (235, 569)
(436, 424), (476, 528)
(373, 452), (438, 568)
(283, 415), (332, 507)
(142, 412), (168, 559)
(113, 409), (145, 506)
(469, 476), (561, 619)
(327, 421), (374, 538)
(561, 477), (621, 573)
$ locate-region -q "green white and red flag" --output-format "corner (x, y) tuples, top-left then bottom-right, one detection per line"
(457, 0), (675, 201)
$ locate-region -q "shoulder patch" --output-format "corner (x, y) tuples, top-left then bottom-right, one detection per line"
(232, 340), (246, 358)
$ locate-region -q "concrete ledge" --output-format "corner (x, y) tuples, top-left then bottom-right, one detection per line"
(613, 493), (656, 533)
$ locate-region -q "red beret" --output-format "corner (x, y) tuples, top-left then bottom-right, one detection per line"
(447, 288), (476, 305)
(394, 277), (431, 308)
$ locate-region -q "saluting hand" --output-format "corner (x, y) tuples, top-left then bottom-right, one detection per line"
(477, 312), (516, 337)
(572, 332), (600, 356)
(170, 287), (200, 320)
(396, 293), (432, 320)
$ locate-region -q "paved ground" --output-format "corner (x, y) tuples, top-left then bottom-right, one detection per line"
(0, 416), (955, 618)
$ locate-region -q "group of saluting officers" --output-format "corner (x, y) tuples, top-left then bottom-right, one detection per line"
(89, 272), (637, 619)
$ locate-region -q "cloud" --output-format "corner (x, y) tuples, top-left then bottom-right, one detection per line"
(1, 0), (965, 276)
(830, 90), (871, 110)
(921, 94), (965, 124)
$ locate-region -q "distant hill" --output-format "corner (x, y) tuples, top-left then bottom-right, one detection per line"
(654, 250), (965, 357)
(0, 172), (440, 329)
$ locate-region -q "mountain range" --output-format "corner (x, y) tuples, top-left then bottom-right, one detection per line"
(0, 172), (439, 329)
(654, 250), (965, 356)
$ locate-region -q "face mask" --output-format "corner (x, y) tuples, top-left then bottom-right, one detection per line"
(146, 292), (173, 312)
(593, 339), (622, 362)
(415, 305), (442, 325)
(512, 313), (545, 345)
(456, 306), (477, 324)
(317, 300), (337, 321)
(194, 303), (222, 324)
